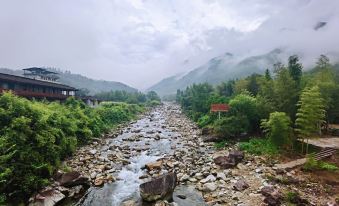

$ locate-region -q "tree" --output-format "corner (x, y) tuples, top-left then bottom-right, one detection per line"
(295, 86), (326, 154)
(146, 91), (161, 102)
(316, 54), (330, 70)
(288, 55), (303, 86)
(261, 112), (292, 149)
(216, 80), (235, 97)
(247, 74), (260, 96)
(274, 67), (299, 119)
(265, 69), (272, 81)
(229, 92), (259, 132)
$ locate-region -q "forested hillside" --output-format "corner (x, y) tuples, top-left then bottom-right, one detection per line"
(176, 55), (339, 154)
(0, 68), (137, 95)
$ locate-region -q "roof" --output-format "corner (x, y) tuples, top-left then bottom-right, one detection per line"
(0, 72), (76, 90)
(23, 67), (59, 75)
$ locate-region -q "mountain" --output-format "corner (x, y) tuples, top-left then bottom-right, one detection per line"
(0, 68), (137, 95)
(148, 49), (283, 96)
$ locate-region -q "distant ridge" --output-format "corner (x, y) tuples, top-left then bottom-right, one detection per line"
(148, 49), (284, 96)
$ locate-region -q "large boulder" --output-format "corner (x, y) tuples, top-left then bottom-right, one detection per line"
(260, 186), (283, 206)
(140, 172), (177, 202)
(213, 150), (244, 169)
(173, 185), (207, 206)
(213, 156), (236, 169)
(228, 150), (244, 163)
(55, 171), (89, 187)
(29, 188), (65, 206)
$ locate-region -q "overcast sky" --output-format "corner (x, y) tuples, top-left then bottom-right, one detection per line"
(0, 0), (338, 89)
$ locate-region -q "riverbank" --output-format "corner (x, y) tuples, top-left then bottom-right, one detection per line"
(29, 103), (338, 206)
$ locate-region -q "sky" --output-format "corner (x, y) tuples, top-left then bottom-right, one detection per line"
(0, 0), (338, 89)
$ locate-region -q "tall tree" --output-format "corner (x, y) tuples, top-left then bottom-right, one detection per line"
(295, 86), (325, 154)
(216, 80), (235, 97)
(274, 67), (299, 119)
(265, 69), (272, 81)
(288, 55), (303, 86)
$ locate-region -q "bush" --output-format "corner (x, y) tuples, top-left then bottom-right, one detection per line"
(197, 115), (212, 128)
(0, 92), (142, 201)
(239, 138), (278, 156)
(214, 140), (228, 149)
(303, 155), (338, 171)
(146, 100), (161, 107)
(261, 112), (292, 149)
(213, 114), (249, 138)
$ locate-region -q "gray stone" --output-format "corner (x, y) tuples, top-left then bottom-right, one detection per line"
(203, 183), (217, 192)
(140, 172), (177, 202)
(29, 189), (65, 206)
(173, 185), (207, 206)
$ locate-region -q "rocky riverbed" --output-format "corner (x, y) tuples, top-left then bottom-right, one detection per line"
(29, 103), (338, 206)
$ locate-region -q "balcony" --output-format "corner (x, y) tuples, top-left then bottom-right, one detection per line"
(0, 88), (72, 100)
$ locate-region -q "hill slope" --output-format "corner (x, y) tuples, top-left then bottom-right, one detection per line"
(148, 49), (283, 96)
(0, 68), (137, 95)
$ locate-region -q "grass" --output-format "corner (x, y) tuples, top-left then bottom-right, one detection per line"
(285, 191), (299, 203)
(214, 140), (228, 149)
(303, 155), (338, 171)
(239, 137), (278, 156)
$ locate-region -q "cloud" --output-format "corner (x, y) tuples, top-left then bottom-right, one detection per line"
(0, 0), (338, 89)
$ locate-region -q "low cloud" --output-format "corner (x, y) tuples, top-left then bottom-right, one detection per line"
(0, 0), (338, 89)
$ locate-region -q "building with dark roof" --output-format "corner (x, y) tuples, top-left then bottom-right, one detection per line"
(0, 69), (77, 100)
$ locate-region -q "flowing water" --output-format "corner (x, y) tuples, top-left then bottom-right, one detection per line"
(76, 105), (182, 206)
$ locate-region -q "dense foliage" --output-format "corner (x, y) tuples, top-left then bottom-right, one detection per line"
(94, 90), (161, 106)
(177, 55), (339, 154)
(0, 92), (143, 201)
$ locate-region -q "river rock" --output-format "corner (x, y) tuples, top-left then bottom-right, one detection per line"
(233, 179), (249, 191)
(203, 182), (217, 192)
(216, 172), (227, 181)
(228, 150), (244, 163)
(140, 172), (177, 202)
(94, 177), (105, 186)
(213, 156), (236, 169)
(56, 171), (89, 187)
(173, 185), (207, 206)
(29, 188), (65, 206)
(145, 161), (163, 171)
(260, 186), (283, 206)
(200, 175), (216, 184)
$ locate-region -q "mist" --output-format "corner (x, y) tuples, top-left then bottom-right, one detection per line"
(0, 0), (338, 89)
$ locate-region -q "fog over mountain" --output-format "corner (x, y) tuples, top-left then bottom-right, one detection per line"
(0, 0), (338, 89)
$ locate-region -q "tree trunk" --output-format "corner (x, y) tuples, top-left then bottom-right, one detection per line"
(306, 138), (309, 155)
(301, 138), (304, 154)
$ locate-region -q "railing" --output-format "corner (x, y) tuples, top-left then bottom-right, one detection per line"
(0, 88), (71, 100)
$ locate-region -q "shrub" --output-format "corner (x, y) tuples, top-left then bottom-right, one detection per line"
(214, 140), (228, 149)
(261, 112), (292, 149)
(303, 155), (338, 171)
(0, 92), (142, 201)
(213, 114), (249, 138)
(197, 115), (212, 128)
(239, 138), (278, 156)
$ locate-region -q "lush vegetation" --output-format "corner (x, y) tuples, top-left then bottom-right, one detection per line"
(177, 55), (339, 155)
(94, 90), (161, 106)
(303, 155), (338, 171)
(239, 138), (278, 156)
(0, 92), (144, 201)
